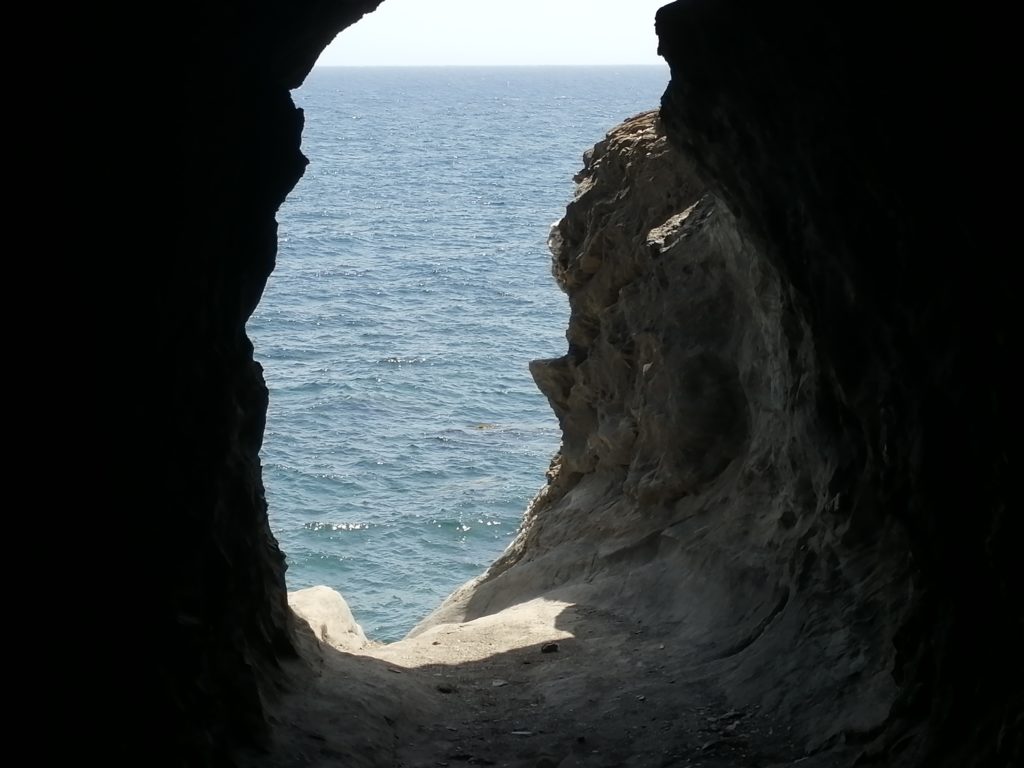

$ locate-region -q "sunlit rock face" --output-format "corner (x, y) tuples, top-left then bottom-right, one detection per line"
(425, 110), (910, 761)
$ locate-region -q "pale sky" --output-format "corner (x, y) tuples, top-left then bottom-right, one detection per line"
(316, 0), (670, 66)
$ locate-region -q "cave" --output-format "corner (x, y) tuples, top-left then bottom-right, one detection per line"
(130, 1), (1018, 766)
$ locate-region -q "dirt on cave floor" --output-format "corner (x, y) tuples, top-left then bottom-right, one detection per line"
(241, 596), (853, 768)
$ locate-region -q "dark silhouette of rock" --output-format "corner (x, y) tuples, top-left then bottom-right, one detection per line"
(655, 4), (1017, 766)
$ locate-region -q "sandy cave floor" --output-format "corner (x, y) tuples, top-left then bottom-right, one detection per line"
(241, 597), (845, 768)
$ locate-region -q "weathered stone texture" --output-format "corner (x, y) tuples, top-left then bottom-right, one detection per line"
(427, 112), (911, 761)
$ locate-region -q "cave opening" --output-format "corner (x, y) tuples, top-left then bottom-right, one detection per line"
(141, 1), (1017, 765)
(247, 8), (670, 643)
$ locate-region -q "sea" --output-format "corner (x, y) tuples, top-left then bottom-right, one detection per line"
(247, 66), (670, 642)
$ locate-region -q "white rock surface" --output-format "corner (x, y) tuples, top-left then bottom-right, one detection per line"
(289, 585), (368, 652)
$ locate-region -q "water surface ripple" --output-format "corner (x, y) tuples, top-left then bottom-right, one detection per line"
(248, 66), (669, 641)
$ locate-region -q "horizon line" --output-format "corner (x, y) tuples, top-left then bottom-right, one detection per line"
(312, 62), (668, 69)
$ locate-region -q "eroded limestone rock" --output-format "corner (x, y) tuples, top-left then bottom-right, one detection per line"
(289, 586), (369, 653)
(420, 111), (909, 762)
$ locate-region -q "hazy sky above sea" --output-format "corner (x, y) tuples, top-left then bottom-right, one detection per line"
(315, 0), (671, 66)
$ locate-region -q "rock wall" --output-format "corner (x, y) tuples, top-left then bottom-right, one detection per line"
(422, 110), (912, 760)
(125, 2), (384, 764)
(653, 2), (1017, 766)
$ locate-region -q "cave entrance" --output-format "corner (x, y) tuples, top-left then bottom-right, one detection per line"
(247, 1), (670, 644)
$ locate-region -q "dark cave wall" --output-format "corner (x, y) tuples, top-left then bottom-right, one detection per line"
(655, 2), (1017, 766)
(147, 1), (383, 763)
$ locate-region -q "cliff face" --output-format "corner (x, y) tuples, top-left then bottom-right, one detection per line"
(425, 110), (910, 758)
(126, 1), (1017, 766)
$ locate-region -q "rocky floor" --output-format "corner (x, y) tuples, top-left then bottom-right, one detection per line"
(242, 596), (858, 768)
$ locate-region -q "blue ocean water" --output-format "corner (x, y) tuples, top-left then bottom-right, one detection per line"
(248, 66), (669, 642)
